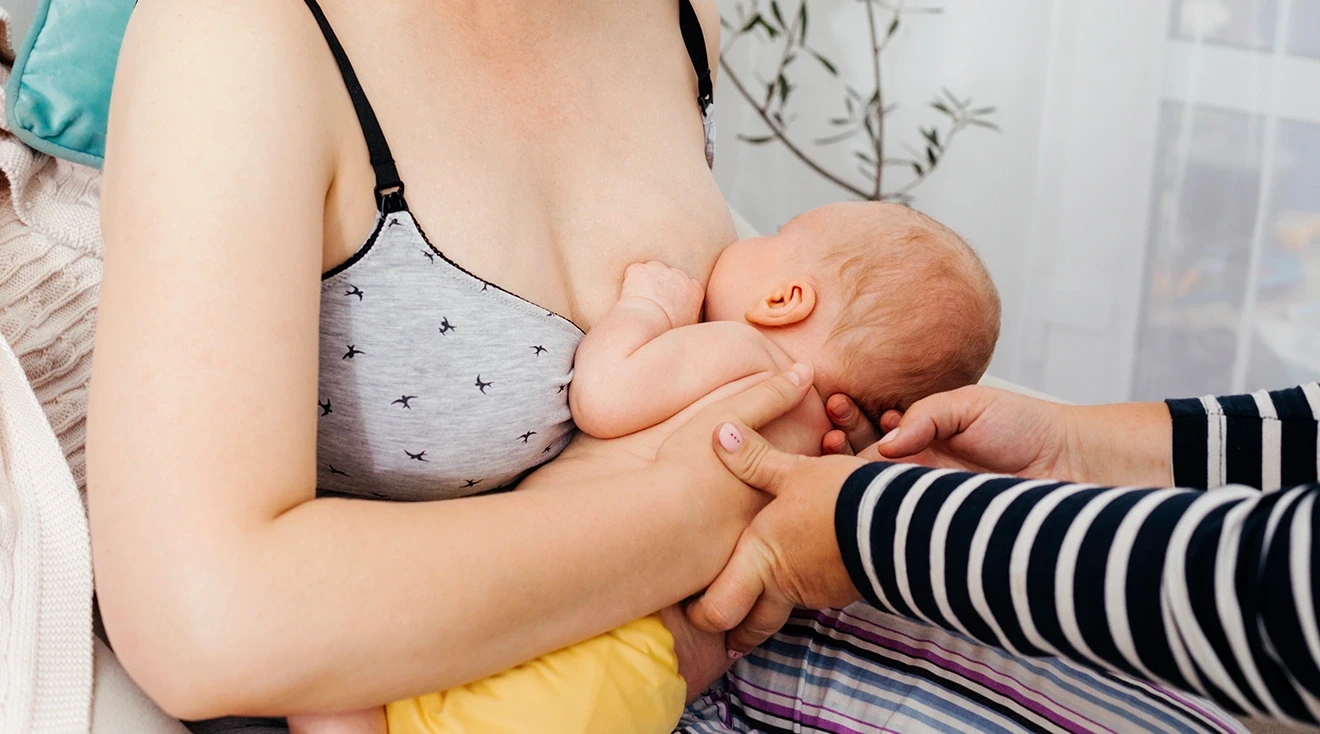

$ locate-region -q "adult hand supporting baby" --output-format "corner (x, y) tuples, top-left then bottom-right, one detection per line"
(685, 420), (868, 657)
(870, 385), (1173, 486)
(820, 394), (882, 457)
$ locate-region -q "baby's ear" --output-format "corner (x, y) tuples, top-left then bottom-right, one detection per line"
(746, 281), (817, 327)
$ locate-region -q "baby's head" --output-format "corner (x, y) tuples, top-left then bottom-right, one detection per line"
(706, 202), (1000, 422)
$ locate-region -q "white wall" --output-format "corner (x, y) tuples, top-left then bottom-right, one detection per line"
(5, 0), (37, 46)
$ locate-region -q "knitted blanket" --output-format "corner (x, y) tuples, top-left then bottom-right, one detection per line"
(0, 7), (101, 733)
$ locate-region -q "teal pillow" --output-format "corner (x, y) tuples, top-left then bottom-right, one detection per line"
(6, 0), (133, 168)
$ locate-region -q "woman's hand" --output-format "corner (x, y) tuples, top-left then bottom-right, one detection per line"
(871, 386), (1082, 478)
(826, 386), (1173, 486)
(685, 420), (869, 657)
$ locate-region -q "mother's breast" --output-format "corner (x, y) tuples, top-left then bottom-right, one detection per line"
(550, 175), (739, 330)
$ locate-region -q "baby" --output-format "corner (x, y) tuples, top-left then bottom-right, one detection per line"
(291, 201), (1000, 734)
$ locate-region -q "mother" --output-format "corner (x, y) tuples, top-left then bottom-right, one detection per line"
(86, 1), (1241, 732)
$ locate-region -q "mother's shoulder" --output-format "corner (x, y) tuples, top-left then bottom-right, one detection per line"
(121, 0), (335, 91)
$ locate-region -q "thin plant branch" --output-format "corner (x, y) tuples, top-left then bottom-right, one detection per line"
(720, 57), (872, 200)
(865, 1), (886, 197)
(719, 1), (995, 204)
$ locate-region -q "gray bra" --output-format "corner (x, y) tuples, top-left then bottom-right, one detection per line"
(307, 0), (716, 501)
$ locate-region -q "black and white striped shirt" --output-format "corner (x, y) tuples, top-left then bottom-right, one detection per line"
(835, 384), (1320, 727)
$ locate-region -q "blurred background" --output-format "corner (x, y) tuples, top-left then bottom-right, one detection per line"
(714, 0), (1320, 405)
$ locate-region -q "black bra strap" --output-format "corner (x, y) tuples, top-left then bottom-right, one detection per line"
(302, 0), (404, 204)
(679, 0), (713, 111)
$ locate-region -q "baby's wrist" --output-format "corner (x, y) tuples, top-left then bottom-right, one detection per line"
(615, 295), (675, 331)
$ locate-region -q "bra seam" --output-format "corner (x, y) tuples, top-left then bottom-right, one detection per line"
(320, 211), (586, 337)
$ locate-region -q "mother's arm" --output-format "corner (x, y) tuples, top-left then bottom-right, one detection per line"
(89, 0), (761, 720)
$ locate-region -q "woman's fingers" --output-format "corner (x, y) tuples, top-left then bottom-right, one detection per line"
(825, 394), (881, 451)
(880, 410), (902, 433)
(715, 364), (814, 431)
(822, 429), (854, 456)
(686, 533), (771, 633)
(875, 387), (983, 459)
(725, 595), (794, 658)
(713, 421), (799, 496)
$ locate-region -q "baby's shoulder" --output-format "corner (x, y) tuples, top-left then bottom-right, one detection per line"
(692, 320), (795, 372)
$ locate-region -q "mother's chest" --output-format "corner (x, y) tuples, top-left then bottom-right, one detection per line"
(398, 148), (736, 328)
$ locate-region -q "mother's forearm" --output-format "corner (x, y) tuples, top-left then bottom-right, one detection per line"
(111, 464), (732, 719)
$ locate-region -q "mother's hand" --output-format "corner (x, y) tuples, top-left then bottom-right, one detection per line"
(685, 420), (869, 656)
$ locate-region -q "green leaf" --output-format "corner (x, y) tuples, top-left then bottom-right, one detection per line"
(798, 2), (808, 43)
(740, 13), (763, 33)
(739, 134), (776, 145)
(810, 49), (838, 75)
(815, 128), (861, 145)
(758, 17), (780, 38)
(856, 150), (876, 165)
(829, 117), (851, 125)
(967, 119), (1001, 132)
(912, 162), (925, 176)
(845, 97), (855, 114)
(778, 74), (791, 106)
(920, 127), (940, 149)
(972, 106), (997, 115)
(720, 14), (733, 31)
(886, 16), (900, 39)
(926, 146), (938, 166)
(770, 0), (786, 30)
(941, 87), (962, 109)
(931, 100), (954, 117)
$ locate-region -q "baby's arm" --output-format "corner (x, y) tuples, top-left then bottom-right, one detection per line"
(571, 261), (780, 438)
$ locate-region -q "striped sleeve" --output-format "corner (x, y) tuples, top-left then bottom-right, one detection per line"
(836, 463), (1320, 726)
(1167, 383), (1320, 490)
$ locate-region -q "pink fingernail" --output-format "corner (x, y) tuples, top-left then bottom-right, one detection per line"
(878, 427), (901, 446)
(719, 423), (744, 452)
(727, 650), (743, 660)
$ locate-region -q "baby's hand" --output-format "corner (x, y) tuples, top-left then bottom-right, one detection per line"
(620, 261), (704, 329)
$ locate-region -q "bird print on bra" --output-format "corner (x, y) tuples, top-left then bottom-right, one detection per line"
(315, 195), (590, 504)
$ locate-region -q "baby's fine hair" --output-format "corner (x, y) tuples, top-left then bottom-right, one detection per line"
(803, 202), (1001, 421)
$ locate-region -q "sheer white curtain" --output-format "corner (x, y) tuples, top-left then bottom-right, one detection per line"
(714, 0), (1320, 404)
